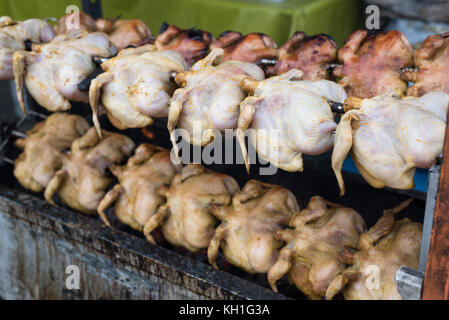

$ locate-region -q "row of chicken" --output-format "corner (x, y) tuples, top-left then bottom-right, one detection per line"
(2, 14), (449, 196)
(13, 112), (422, 300)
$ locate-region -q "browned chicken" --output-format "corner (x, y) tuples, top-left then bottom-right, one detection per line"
(333, 30), (413, 98)
(401, 32), (449, 97)
(326, 199), (422, 300)
(210, 31), (278, 66)
(143, 164), (240, 252)
(267, 196), (366, 300)
(97, 144), (180, 229)
(14, 113), (89, 192)
(208, 180), (299, 274)
(96, 18), (153, 50)
(54, 12), (97, 34)
(44, 128), (134, 214)
(266, 32), (337, 80)
(155, 23), (213, 65)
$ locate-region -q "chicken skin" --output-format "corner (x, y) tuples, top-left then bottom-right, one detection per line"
(13, 30), (117, 113)
(44, 128), (134, 214)
(210, 31), (278, 66)
(155, 23), (213, 65)
(402, 32), (449, 97)
(332, 91), (449, 195)
(89, 44), (187, 135)
(14, 113), (89, 192)
(333, 30), (413, 98)
(0, 16), (55, 80)
(237, 69), (346, 173)
(97, 144), (181, 229)
(267, 196), (366, 300)
(326, 200), (422, 300)
(143, 164), (240, 252)
(208, 180), (299, 274)
(168, 48), (264, 155)
(266, 32), (337, 80)
(96, 19), (153, 50)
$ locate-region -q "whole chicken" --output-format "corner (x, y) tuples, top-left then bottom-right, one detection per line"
(267, 196), (366, 300)
(96, 18), (153, 50)
(89, 44), (187, 136)
(208, 180), (299, 274)
(168, 48), (264, 155)
(237, 69), (347, 173)
(54, 12), (97, 34)
(333, 30), (413, 98)
(44, 128), (135, 214)
(97, 143), (181, 229)
(0, 16), (55, 80)
(401, 32), (449, 97)
(266, 32), (337, 80)
(332, 91), (449, 195)
(326, 199), (422, 300)
(155, 23), (213, 65)
(13, 30), (117, 113)
(143, 164), (240, 252)
(210, 31), (278, 66)
(14, 113), (89, 192)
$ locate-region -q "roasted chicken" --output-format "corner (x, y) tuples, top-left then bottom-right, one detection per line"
(14, 113), (89, 192)
(54, 12), (97, 34)
(402, 32), (449, 97)
(267, 196), (366, 300)
(237, 69), (347, 172)
(332, 91), (449, 195)
(168, 48), (264, 155)
(326, 199), (422, 300)
(208, 180), (299, 274)
(44, 128), (134, 214)
(333, 30), (413, 98)
(89, 44), (187, 135)
(266, 32), (337, 80)
(210, 31), (278, 66)
(143, 164), (240, 252)
(96, 18), (153, 50)
(97, 144), (180, 229)
(155, 23), (213, 65)
(0, 16), (55, 80)
(13, 30), (117, 113)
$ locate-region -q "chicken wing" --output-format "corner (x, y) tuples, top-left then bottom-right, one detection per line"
(333, 30), (413, 98)
(143, 163), (240, 252)
(208, 180), (299, 274)
(44, 127), (134, 214)
(237, 69), (346, 172)
(14, 113), (89, 192)
(332, 91), (449, 195)
(267, 196), (366, 299)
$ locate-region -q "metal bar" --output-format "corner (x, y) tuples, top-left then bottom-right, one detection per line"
(395, 266), (424, 300)
(81, 0), (103, 19)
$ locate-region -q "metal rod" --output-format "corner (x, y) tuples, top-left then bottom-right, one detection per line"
(81, 0), (103, 20)
(258, 58), (278, 67)
(78, 68), (105, 92)
(328, 100), (346, 114)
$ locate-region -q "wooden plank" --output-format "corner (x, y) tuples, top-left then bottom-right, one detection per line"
(422, 118), (449, 300)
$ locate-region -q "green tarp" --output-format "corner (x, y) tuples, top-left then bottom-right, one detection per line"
(0, 0), (362, 46)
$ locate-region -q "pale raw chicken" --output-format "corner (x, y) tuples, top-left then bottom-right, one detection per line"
(97, 144), (181, 229)
(13, 30), (117, 113)
(0, 16), (55, 80)
(332, 91), (449, 195)
(237, 69), (347, 172)
(14, 113), (89, 192)
(143, 164), (240, 252)
(208, 180), (299, 274)
(326, 200), (422, 300)
(333, 30), (413, 98)
(267, 196), (366, 300)
(402, 32), (449, 97)
(89, 44), (187, 136)
(168, 48), (264, 156)
(44, 128), (134, 214)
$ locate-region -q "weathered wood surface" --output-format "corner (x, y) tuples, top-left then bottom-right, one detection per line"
(0, 185), (287, 300)
(422, 115), (449, 300)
